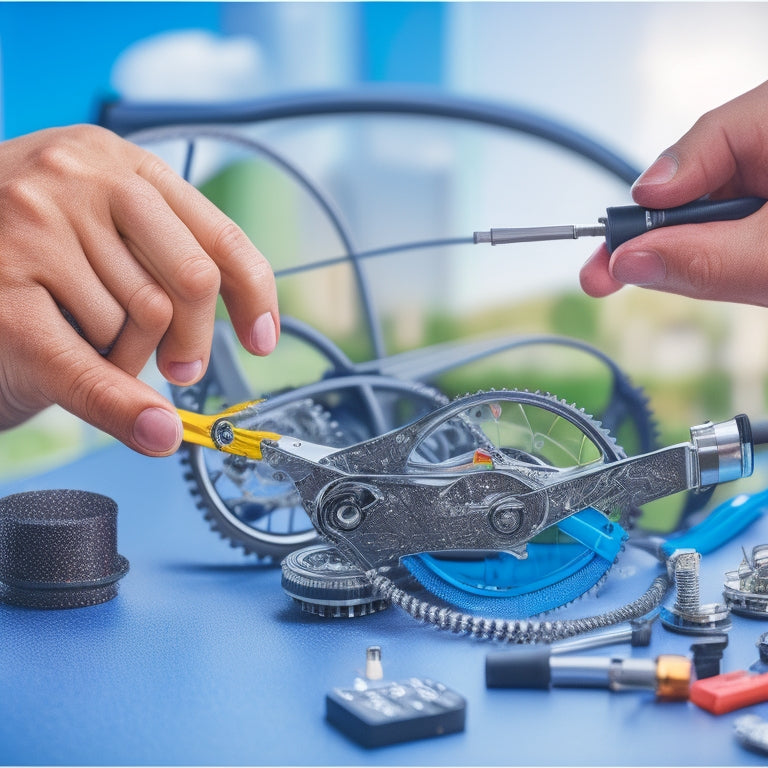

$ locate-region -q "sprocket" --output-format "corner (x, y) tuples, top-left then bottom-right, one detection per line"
(398, 389), (640, 616)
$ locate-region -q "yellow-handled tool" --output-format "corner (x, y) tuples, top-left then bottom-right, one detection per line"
(177, 400), (281, 460)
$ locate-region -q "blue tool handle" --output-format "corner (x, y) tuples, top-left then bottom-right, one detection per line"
(660, 488), (768, 558)
(604, 197), (766, 253)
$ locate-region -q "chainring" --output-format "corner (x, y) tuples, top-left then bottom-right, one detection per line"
(400, 389), (641, 614)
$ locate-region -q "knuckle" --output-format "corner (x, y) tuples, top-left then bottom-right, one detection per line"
(135, 151), (178, 188)
(31, 127), (104, 177)
(46, 349), (121, 427)
(173, 255), (221, 303)
(692, 108), (718, 134)
(78, 374), (121, 424)
(127, 283), (173, 330)
(246, 255), (276, 285)
(210, 219), (251, 264)
(0, 176), (48, 226)
(111, 173), (158, 212)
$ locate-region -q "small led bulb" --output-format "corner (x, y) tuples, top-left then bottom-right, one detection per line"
(366, 646), (383, 681)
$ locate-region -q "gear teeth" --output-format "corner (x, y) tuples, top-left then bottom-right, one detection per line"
(177, 398), (357, 560)
(281, 544), (389, 619)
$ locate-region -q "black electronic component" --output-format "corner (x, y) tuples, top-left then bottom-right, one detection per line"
(326, 677), (466, 748)
(691, 635), (729, 680)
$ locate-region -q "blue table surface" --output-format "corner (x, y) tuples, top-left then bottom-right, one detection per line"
(2, 442), (768, 766)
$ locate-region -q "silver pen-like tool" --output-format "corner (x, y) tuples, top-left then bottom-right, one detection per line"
(474, 197), (766, 253)
(473, 224), (605, 245)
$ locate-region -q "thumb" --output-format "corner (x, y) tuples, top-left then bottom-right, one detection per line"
(38, 337), (183, 457)
(607, 212), (768, 306)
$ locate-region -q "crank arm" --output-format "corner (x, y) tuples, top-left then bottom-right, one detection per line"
(523, 414), (753, 531)
(293, 416), (753, 571)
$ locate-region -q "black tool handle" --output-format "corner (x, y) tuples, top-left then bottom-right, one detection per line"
(485, 647), (552, 689)
(604, 197), (767, 253)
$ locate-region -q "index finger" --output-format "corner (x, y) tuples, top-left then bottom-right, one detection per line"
(131, 149), (280, 356)
(632, 81), (768, 210)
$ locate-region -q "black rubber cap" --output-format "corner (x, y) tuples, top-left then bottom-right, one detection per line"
(486, 647), (552, 689)
(0, 489), (129, 609)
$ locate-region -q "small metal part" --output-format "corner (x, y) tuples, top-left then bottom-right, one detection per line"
(550, 614), (655, 654)
(723, 544), (768, 618)
(690, 415), (753, 486)
(280, 543), (388, 619)
(690, 634), (729, 679)
(365, 646), (383, 681)
(473, 224), (605, 245)
(655, 655), (695, 700)
(734, 714), (768, 756)
(211, 419), (235, 448)
(660, 549), (732, 634)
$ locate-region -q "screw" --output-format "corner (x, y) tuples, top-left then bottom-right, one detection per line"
(490, 499), (524, 535)
(551, 614), (656, 654)
(660, 548), (731, 635)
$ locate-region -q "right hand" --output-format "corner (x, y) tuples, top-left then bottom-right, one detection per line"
(580, 80), (768, 305)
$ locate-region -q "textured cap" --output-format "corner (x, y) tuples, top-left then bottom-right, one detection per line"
(0, 489), (129, 609)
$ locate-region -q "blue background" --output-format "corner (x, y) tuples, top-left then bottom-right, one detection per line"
(0, 2), (446, 138)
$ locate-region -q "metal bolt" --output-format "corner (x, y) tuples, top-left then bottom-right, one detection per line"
(211, 419), (234, 447)
(333, 499), (363, 531)
(490, 499), (524, 535)
(660, 548), (731, 635)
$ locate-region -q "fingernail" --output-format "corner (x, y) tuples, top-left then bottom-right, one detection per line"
(251, 312), (277, 355)
(632, 153), (678, 190)
(133, 408), (182, 455)
(167, 360), (202, 384)
(611, 250), (667, 286)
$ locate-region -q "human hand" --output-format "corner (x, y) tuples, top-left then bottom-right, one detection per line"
(0, 124), (278, 456)
(580, 80), (768, 304)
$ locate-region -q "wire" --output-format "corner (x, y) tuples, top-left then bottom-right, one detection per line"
(274, 236), (474, 278)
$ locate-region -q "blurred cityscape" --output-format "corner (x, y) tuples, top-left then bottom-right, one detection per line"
(2, 1), (768, 483)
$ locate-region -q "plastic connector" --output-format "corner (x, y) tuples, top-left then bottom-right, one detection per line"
(690, 670), (768, 714)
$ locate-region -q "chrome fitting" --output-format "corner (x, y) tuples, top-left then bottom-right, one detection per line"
(690, 415), (753, 487)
